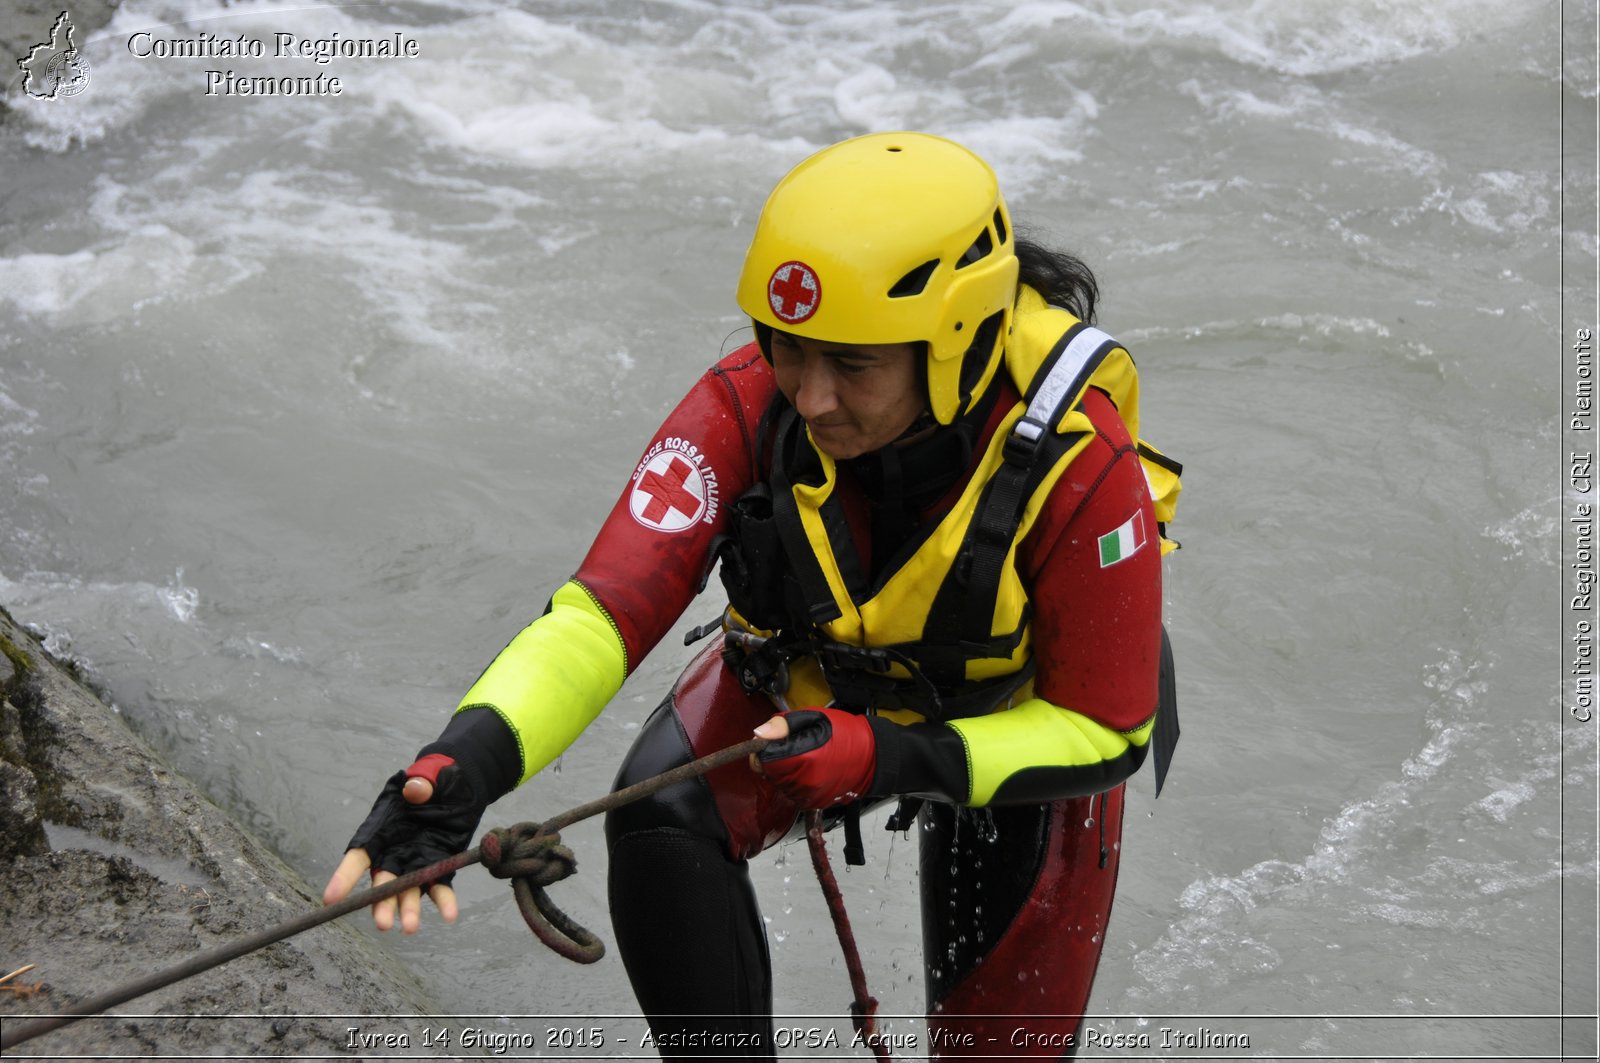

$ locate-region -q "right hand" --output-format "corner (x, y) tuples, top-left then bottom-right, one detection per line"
(322, 753), (486, 934)
(752, 708), (878, 809)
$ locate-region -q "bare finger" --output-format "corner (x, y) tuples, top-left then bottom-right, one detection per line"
(402, 776), (434, 804)
(751, 714), (790, 773)
(398, 881), (425, 935)
(753, 715), (790, 740)
(323, 849), (373, 906)
(371, 869), (401, 932)
(428, 883), (459, 924)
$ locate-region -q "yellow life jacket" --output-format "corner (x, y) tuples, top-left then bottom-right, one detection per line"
(723, 287), (1181, 721)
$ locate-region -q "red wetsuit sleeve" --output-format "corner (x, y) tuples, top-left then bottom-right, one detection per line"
(573, 344), (777, 672)
(1020, 387), (1163, 731)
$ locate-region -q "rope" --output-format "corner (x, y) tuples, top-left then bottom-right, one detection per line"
(805, 811), (890, 1063)
(479, 824), (603, 964)
(0, 736), (769, 1052)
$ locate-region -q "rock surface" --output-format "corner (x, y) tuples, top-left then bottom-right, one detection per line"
(0, 605), (439, 1057)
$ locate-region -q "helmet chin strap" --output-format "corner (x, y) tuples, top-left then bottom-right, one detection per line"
(844, 393), (993, 577)
(849, 371), (1002, 514)
(894, 409), (938, 443)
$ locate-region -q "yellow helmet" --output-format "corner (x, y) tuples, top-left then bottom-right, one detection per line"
(735, 132), (1019, 425)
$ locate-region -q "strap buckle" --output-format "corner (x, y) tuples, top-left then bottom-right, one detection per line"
(1002, 415), (1048, 466)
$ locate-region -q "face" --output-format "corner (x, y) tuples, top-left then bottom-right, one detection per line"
(769, 331), (925, 460)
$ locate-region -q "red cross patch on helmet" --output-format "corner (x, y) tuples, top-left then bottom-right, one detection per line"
(767, 260), (821, 325)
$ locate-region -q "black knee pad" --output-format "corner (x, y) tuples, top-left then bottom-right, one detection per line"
(605, 694), (728, 850)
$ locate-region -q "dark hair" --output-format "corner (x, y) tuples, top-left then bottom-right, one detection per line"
(1015, 236), (1099, 324)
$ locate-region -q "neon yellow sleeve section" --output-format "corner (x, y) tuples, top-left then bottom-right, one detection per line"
(454, 580), (627, 785)
(948, 698), (1155, 807)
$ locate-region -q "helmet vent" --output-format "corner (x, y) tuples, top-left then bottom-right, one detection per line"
(888, 259), (940, 298)
(956, 228), (994, 270)
(992, 208), (1008, 246)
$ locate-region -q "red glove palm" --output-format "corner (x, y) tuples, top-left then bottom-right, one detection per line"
(754, 708), (877, 809)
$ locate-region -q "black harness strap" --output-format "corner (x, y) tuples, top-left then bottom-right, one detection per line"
(924, 323), (1123, 680)
(767, 406), (847, 625)
(1152, 625), (1180, 797)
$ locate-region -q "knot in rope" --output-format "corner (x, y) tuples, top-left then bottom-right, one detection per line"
(478, 824), (605, 964)
(479, 824), (577, 887)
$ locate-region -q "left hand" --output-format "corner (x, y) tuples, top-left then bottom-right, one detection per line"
(751, 708), (877, 809)
(323, 753), (483, 934)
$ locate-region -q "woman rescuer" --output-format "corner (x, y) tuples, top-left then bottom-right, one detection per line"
(324, 131), (1183, 1058)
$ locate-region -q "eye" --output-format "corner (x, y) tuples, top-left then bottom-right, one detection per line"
(769, 338), (799, 364)
(835, 360), (872, 376)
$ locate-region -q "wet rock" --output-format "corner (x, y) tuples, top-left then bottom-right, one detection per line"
(0, 752), (48, 862)
(0, 604), (439, 1057)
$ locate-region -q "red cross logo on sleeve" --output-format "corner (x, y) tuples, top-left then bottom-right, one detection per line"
(629, 452), (708, 531)
(767, 261), (821, 324)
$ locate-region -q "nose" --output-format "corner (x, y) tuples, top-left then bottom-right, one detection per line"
(792, 354), (839, 421)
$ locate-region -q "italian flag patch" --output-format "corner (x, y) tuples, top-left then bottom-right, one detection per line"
(1098, 510), (1148, 568)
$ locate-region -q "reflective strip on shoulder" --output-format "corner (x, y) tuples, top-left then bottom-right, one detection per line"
(1013, 326), (1119, 444)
